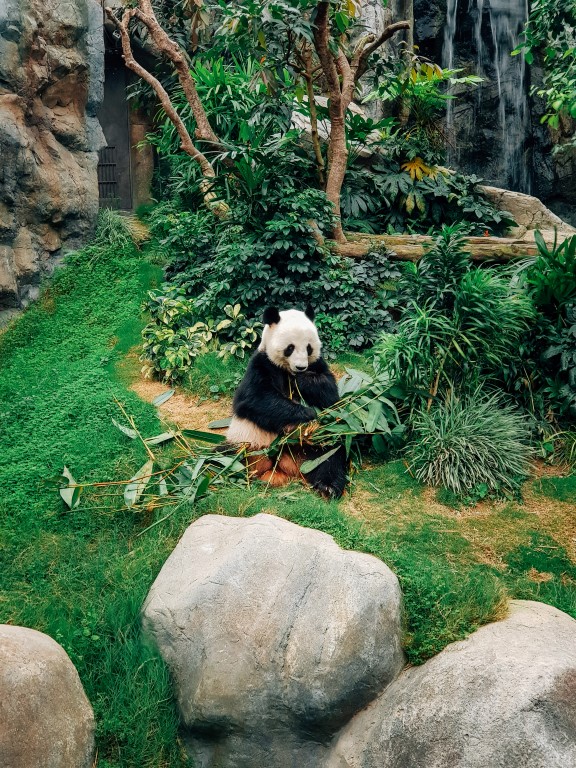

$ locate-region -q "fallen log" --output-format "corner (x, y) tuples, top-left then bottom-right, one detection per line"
(332, 231), (565, 262)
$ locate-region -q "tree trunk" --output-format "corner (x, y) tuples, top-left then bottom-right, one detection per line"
(332, 232), (551, 261)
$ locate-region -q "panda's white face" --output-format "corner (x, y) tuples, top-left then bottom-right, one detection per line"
(258, 309), (321, 373)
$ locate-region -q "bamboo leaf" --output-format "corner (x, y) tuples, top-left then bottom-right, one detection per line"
(184, 474), (210, 503)
(60, 466), (82, 509)
(345, 433), (353, 457)
(112, 418), (137, 439)
(207, 418), (232, 429)
(145, 431), (176, 446)
(300, 446), (341, 474)
(124, 460), (154, 507)
(180, 429), (227, 444)
(152, 389), (175, 406)
(366, 401), (382, 433)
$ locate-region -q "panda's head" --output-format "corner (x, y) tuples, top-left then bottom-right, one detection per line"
(258, 306), (321, 373)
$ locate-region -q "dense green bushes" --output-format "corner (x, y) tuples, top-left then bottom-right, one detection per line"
(140, 187), (402, 376)
(373, 227), (576, 494)
(141, 214), (576, 495)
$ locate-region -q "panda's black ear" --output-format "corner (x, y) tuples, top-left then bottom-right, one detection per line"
(305, 304), (315, 321)
(263, 307), (281, 325)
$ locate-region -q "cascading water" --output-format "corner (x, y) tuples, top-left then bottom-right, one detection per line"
(442, 0), (531, 193)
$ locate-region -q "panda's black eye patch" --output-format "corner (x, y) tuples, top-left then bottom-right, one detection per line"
(307, 344), (313, 356)
(284, 344), (295, 357)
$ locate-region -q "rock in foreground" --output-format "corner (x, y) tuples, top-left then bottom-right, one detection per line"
(0, 624), (95, 768)
(143, 513), (405, 768)
(327, 600), (576, 768)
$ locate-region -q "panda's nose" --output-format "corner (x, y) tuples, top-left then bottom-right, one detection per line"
(296, 365), (307, 372)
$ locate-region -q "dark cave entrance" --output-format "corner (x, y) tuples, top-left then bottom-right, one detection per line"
(97, 49), (133, 210)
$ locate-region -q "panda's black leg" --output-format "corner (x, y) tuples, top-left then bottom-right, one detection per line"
(302, 445), (348, 499)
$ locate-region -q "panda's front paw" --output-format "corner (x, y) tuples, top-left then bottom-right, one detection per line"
(310, 479), (345, 500)
(302, 406), (317, 422)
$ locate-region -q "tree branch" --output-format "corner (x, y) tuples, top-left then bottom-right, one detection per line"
(133, 0), (222, 149)
(357, 20), (411, 79)
(312, 2), (341, 99)
(105, 6), (227, 216)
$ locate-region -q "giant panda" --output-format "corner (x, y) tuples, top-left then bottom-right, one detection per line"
(226, 306), (348, 498)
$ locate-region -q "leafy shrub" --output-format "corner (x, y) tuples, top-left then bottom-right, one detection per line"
(145, 186), (401, 363)
(342, 158), (513, 236)
(141, 292), (261, 382)
(408, 389), (532, 495)
(376, 226), (535, 403)
(399, 223), (471, 307)
(527, 231), (576, 311)
(508, 233), (576, 422)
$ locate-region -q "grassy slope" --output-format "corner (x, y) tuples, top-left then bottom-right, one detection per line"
(1, 228), (575, 766)
(0, 241), (190, 768)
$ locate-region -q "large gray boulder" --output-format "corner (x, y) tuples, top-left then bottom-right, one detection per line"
(0, 624), (95, 768)
(0, 0), (104, 312)
(326, 600), (576, 768)
(143, 513), (405, 768)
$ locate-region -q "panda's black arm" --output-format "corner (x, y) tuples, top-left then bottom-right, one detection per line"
(234, 386), (317, 433)
(233, 353), (317, 433)
(295, 357), (340, 409)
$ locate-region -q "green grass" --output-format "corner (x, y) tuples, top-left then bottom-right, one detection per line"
(184, 350), (245, 398)
(0, 229), (192, 767)
(533, 475), (576, 503)
(2, 217), (576, 766)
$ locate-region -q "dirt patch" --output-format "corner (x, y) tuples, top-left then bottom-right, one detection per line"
(130, 378), (231, 432)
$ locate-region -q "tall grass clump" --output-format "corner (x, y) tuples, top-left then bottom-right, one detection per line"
(377, 225), (536, 405)
(408, 389), (532, 495)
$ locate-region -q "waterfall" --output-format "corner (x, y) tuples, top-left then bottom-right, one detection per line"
(442, 0), (531, 193)
(442, 0), (459, 138)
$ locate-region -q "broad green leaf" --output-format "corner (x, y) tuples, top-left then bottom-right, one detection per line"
(366, 401), (383, 433)
(112, 418), (137, 439)
(300, 446), (341, 474)
(60, 466), (82, 509)
(208, 418), (232, 429)
(158, 476), (168, 496)
(334, 11), (349, 33)
(152, 389), (175, 406)
(181, 429), (227, 444)
(145, 431), (176, 446)
(124, 460), (154, 507)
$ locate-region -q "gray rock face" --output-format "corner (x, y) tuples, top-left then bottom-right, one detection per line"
(480, 185), (576, 237)
(143, 513), (405, 768)
(0, 0), (104, 311)
(0, 624), (95, 768)
(326, 600), (576, 768)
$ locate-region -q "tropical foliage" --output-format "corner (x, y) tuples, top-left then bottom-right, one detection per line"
(513, 0), (576, 127)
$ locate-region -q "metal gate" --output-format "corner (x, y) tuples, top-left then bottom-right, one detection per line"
(97, 146), (120, 207)
(97, 53), (133, 210)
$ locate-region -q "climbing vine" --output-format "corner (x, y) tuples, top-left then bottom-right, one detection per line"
(513, 0), (576, 127)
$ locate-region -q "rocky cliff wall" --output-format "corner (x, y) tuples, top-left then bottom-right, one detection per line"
(0, 0), (105, 312)
(409, 0), (576, 219)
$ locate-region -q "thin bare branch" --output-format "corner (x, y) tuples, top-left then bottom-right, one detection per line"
(105, 6), (228, 215)
(134, 0), (221, 147)
(358, 20), (411, 77)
